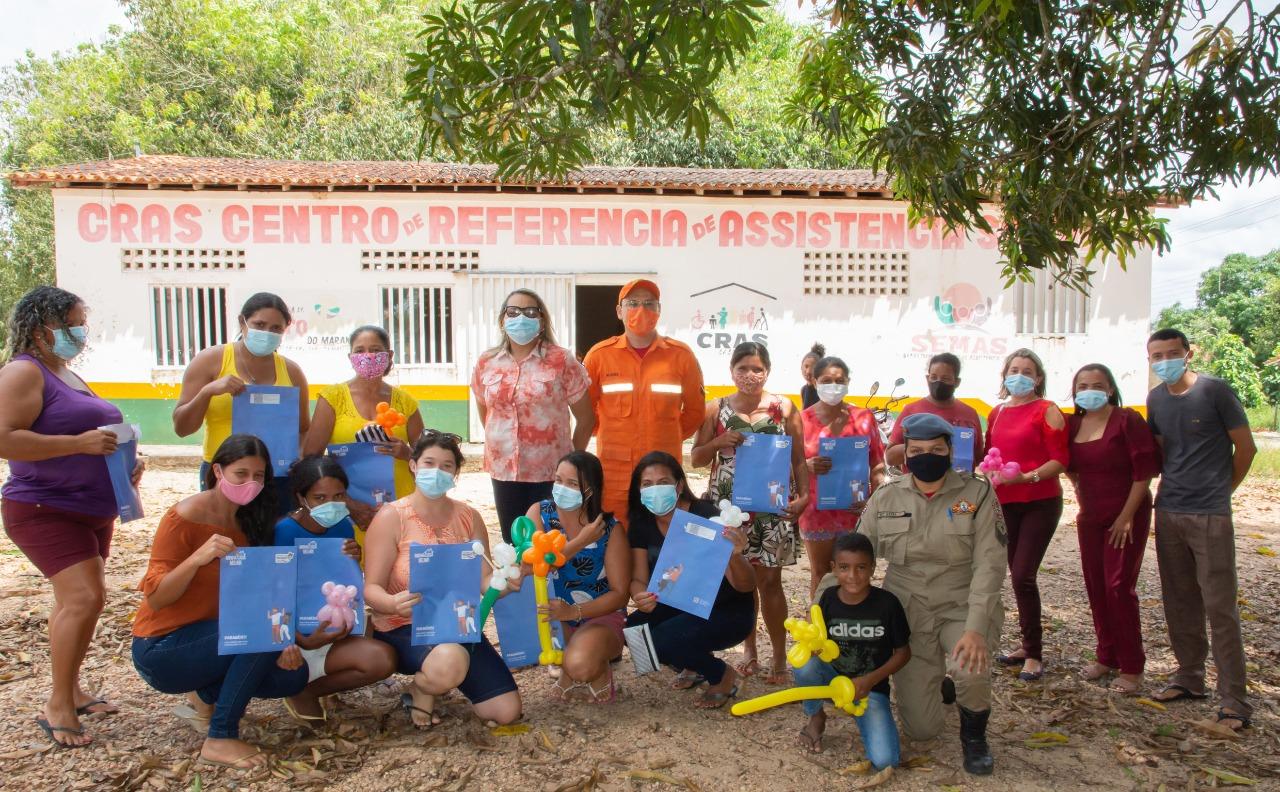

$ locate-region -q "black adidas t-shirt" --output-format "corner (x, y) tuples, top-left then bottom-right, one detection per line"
(818, 585), (910, 696)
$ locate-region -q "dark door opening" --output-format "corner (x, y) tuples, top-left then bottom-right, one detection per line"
(575, 285), (624, 359)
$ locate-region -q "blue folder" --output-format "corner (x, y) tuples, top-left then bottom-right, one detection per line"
(218, 547), (298, 655)
(327, 442), (397, 507)
(294, 537), (364, 637)
(231, 385), (300, 475)
(952, 427), (976, 473)
(101, 422), (144, 523)
(646, 509), (733, 620)
(492, 581), (565, 669)
(408, 542), (483, 646)
(817, 435), (872, 511)
(730, 432), (793, 515)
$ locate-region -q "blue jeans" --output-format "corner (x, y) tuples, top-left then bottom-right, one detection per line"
(794, 658), (901, 769)
(132, 620), (308, 739)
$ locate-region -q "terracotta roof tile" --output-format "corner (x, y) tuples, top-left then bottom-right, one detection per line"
(5, 155), (889, 195)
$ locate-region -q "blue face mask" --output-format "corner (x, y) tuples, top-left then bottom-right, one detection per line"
(1004, 373), (1036, 397)
(309, 500), (350, 529)
(1151, 357), (1187, 385)
(415, 467), (454, 499)
(504, 315), (541, 346)
(639, 484), (678, 516)
(244, 328), (283, 357)
(49, 325), (88, 361)
(1073, 389), (1109, 411)
(552, 483), (584, 511)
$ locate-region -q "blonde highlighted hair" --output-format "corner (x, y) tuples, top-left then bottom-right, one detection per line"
(488, 288), (556, 356)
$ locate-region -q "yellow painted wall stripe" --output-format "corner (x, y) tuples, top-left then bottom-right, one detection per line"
(89, 382), (473, 401)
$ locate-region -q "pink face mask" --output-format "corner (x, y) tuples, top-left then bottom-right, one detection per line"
(216, 469), (265, 506)
(349, 352), (391, 380)
(733, 372), (767, 394)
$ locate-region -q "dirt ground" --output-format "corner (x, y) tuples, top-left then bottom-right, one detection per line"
(0, 453), (1276, 792)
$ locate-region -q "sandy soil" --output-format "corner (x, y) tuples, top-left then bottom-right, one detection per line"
(0, 454), (1276, 791)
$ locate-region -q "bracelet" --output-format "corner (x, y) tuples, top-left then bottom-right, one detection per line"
(575, 603), (585, 621)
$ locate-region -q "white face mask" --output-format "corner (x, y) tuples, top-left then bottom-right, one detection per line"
(816, 383), (848, 406)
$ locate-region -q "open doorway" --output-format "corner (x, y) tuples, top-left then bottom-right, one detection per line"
(575, 285), (624, 359)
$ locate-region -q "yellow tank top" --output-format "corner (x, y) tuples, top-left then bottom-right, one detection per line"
(316, 382), (420, 498)
(201, 344), (293, 462)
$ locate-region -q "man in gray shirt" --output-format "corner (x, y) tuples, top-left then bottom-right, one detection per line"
(1146, 328), (1256, 730)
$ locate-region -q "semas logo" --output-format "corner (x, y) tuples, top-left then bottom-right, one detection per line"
(829, 621), (885, 639)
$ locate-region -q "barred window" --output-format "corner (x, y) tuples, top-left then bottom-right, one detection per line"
(1014, 272), (1089, 335)
(802, 251), (910, 296)
(150, 285), (229, 367)
(381, 286), (454, 365)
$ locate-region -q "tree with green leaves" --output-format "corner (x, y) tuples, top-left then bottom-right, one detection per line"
(407, 0), (1280, 284)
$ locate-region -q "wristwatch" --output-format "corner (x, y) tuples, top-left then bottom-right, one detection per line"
(1029, 470), (1041, 484)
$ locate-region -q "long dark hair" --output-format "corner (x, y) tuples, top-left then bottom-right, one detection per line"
(203, 434), (276, 546)
(730, 340), (771, 369)
(558, 450), (608, 523)
(4, 285), (82, 362)
(287, 454), (349, 507)
(627, 450), (690, 527)
(1070, 363), (1123, 415)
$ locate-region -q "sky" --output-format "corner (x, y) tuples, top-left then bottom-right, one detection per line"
(3, 0), (1275, 314)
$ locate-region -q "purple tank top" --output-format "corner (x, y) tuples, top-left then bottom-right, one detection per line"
(1, 354), (123, 517)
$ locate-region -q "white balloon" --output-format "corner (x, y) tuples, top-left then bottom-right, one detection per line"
(490, 577), (508, 592)
(492, 543), (518, 567)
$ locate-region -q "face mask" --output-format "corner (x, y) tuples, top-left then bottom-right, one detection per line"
(639, 484), (678, 516)
(1004, 373), (1036, 397)
(906, 452), (952, 483)
(49, 325), (88, 361)
(816, 383), (848, 406)
(928, 380), (957, 402)
(504, 315), (541, 346)
(1074, 389), (1109, 411)
(733, 371), (767, 394)
(624, 307), (659, 336)
(414, 467), (454, 499)
(244, 328), (283, 357)
(349, 351), (390, 379)
(216, 469), (265, 506)
(309, 500), (350, 528)
(1151, 357), (1187, 385)
(552, 483), (584, 511)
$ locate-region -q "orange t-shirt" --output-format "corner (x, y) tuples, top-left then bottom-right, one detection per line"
(132, 506), (248, 638)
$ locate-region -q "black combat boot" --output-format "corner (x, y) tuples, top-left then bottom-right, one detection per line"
(958, 705), (994, 775)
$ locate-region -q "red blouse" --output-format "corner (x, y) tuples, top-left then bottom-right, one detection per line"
(985, 399), (1069, 504)
(1067, 407), (1161, 519)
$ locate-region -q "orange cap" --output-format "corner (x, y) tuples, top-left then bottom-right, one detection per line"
(619, 279), (660, 302)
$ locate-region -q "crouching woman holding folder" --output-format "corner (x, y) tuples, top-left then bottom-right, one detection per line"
(364, 431), (522, 728)
(131, 435), (309, 771)
(625, 451), (756, 708)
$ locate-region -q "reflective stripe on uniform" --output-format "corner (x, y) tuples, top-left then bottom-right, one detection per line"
(650, 383), (681, 394)
(601, 383), (634, 393)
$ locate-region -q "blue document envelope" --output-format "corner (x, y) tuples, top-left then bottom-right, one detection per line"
(817, 436), (871, 511)
(231, 385), (299, 475)
(219, 547), (297, 655)
(730, 432), (792, 515)
(294, 538), (364, 637)
(952, 427), (976, 473)
(101, 422), (144, 523)
(327, 443), (397, 507)
(408, 542), (482, 646)
(646, 509), (732, 620)
(492, 581), (564, 669)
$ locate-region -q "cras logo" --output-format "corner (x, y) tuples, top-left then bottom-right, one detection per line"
(934, 283), (992, 328)
(687, 282), (774, 353)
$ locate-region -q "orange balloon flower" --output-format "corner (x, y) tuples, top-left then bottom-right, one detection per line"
(374, 401), (407, 432)
(521, 529), (567, 577)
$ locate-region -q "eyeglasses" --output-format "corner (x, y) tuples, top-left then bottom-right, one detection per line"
(502, 306), (543, 319)
(422, 429), (463, 445)
(620, 299), (660, 311)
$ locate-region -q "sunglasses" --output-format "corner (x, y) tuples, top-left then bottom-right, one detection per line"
(502, 306), (543, 319)
(422, 429), (463, 445)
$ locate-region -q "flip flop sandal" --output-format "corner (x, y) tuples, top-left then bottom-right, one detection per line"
(198, 748), (267, 771)
(1215, 709), (1252, 731)
(35, 718), (89, 749)
(735, 659), (760, 677)
(1017, 669), (1044, 682)
(697, 684), (740, 709)
(764, 669), (792, 686)
(1081, 664), (1115, 681)
(1108, 677), (1143, 696)
(995, 653), (1027, 666)
(1153, 684), (1207, 703)
(400, 692), (442, 729)
(671, 671), (706, 690)
(283, 696), (328, 723)
(171, 703), (211, 735)
(75, 698), (116, 717)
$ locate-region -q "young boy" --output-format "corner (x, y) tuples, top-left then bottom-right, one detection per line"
(795, 532), (910, 769)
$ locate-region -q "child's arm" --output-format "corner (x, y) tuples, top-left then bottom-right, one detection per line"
(848, 645), (911, 701)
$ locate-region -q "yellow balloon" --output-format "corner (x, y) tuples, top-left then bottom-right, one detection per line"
(730, 686), (834, 716)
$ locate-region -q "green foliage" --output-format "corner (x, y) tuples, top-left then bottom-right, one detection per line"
(1261, 344), (1280, 409)
(1194, 251), (1280, 352)
(406, 0), (1280, 285)
(1202, 332), (1266, 408)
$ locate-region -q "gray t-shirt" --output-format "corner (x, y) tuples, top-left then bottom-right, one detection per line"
(1146, 373), (1249, 515)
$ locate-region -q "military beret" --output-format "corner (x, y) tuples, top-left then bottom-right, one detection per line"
(901, 412), (954, 440)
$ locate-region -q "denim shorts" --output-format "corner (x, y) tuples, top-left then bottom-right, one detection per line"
(372, 625), (517, 704)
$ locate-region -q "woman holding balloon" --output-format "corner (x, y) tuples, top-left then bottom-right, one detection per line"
(524, 451), (629, 703)
(363, 431), (521, 728)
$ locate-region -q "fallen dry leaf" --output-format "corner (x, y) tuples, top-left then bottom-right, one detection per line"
(1200, 766), (1256, 786)
(1188, 719), (1241, 741)
(855, 766), (894, 789)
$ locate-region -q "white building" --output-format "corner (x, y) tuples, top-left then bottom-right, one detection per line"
(7, 156), (1152, 443)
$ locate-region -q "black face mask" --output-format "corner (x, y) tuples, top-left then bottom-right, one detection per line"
(928, 381), (957, 401)
(906, 452), (951, 483)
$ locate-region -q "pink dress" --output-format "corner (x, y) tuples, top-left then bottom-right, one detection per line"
(798, 404), (885, 541)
